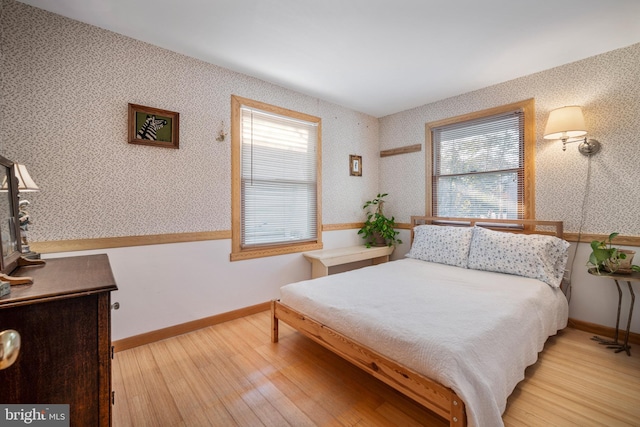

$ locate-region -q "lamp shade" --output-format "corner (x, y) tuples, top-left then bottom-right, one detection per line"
(14, 164), (39, 191)
(543, 106), (587, 140)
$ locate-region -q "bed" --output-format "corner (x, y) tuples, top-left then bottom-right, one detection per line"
(271, 217), (570, 427)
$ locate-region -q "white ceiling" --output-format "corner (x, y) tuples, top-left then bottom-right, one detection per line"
(17, 0), (640, 117)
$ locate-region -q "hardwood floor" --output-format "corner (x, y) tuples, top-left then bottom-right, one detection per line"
(112, 311), (640, 426)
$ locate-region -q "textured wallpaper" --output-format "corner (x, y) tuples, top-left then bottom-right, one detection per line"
(0, 0), (379, 241)
(2, 0), (638, 242)
(379, 42), (640, 236)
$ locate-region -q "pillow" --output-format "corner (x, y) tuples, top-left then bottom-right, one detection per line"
(467, 226), (570, 288)
(406, 225), (474, 268)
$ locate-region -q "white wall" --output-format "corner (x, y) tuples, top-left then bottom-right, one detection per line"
(40, 229), (369, 341)
(46, 241), (311, 341)
(567, 243), (639, 333)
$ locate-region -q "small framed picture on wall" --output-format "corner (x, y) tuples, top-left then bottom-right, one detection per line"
(128, 103), (180, 149)
(349, 155), (362, 176)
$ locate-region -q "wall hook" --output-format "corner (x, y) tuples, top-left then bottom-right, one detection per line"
(216, 120), (228, 142)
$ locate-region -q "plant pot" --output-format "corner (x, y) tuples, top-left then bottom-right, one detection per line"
(372, 232), (387, 247)
(605, 249), (635, 274)
(618, 249), (635, 273)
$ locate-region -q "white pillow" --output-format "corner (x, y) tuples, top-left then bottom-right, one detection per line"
(467, 226), (570, 288)
(406, 225), (473, 268)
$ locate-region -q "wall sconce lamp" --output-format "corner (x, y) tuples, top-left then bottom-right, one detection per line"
(215, 120), (228, 142)
(543, 106), (601, 156)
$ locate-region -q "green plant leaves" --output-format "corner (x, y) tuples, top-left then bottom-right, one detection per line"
(587, 232), (637, 274)
(357, 193), (402, 247)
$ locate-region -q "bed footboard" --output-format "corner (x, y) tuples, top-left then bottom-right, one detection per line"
(271, 299), (467, 427)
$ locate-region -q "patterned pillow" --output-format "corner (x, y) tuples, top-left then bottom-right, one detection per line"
(406, 225), (474, 268)
(467, 226), (570, 288)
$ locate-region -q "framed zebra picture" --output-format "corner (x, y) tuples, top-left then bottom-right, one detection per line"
(128, 103), (180, 149)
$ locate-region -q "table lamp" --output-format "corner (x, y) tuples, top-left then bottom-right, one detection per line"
(14, 164), (40, 254)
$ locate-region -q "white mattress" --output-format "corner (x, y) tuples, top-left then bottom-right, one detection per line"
(279, 258), (568, 427)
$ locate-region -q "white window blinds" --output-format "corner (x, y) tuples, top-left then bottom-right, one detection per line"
(240, 106), (318, 247)
(432, 111), (524, 219)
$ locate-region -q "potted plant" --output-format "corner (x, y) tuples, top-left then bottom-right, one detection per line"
(587, 232), (639, 274)
(357, 193), (402, 248)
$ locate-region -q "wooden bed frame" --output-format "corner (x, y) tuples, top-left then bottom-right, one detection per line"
(271, 217), (564, 427)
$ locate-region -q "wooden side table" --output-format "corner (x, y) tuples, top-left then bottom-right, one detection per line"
(303, 245), (394, 279)
(588, 268), (638, 356)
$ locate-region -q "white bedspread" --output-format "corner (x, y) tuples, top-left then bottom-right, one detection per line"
(279, 258), (568, 427)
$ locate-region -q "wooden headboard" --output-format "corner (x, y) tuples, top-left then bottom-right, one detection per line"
(410, 216), (564, 243)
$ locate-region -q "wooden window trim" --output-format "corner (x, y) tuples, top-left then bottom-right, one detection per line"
(425, 98), (535, 221)
(230, 95), (323, 261)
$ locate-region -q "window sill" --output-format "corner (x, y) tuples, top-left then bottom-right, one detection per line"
(230, 241), (323, 261)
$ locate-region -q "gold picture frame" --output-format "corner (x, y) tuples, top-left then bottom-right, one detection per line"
(349, 155), (362, 176)
(128, 103), (180, 149)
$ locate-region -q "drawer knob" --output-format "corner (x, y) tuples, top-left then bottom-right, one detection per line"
(0, 329), (21, 370)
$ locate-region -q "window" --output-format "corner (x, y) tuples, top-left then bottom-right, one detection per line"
(426, 99), (535, 220)
(231, 95), (322, 261)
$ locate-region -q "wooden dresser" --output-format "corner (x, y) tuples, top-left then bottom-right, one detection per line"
(0, 254), (118, 426)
